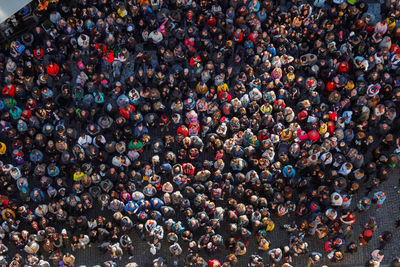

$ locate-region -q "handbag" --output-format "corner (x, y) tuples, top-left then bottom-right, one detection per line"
(150, 246), (157, 255)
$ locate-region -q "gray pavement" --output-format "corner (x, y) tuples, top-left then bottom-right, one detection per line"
(69, 39), (400, 266)
(70, 168), (400, 267)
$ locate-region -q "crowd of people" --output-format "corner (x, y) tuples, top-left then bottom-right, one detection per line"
(0, 0), (400, 266)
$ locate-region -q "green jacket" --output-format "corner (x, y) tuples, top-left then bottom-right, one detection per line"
(128, 140), (144, 150)
(4, 98), (17, 109)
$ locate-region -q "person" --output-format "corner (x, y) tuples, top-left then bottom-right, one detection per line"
(390, 257), (400, 267)
(357, 197), (372, 211)
(371, 250), (385, 263)
(359, 229), (374, 247)
(373, 191), (387, 208)
(268, 248), (283, 263)
(307, 252), (322, 267)
(378, 231), (393, 249)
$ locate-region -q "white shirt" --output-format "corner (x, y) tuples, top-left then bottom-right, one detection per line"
(371, 249), (384, 263)
(77, 135), (92, 148)
(77, 34), (90, 48)
(149, 31), (163, 44)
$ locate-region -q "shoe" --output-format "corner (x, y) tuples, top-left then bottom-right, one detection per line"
(377, 204), (381, 208)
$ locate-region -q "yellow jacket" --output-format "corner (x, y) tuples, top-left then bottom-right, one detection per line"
(385, 17), (396, 31)
(259, 238), (270, 251)
(217, 83), (229, 93)
(266, 222), (275, 231)
(73, 171), (84, 182)
(196, 82), (208, 95)
(0, 142), (6, 155)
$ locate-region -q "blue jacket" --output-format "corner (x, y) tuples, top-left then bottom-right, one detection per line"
(150, 198), (164, 210)
(282, 165), (296, 179)
(30, 188), (45, 202)
(124, 201), (139, 214)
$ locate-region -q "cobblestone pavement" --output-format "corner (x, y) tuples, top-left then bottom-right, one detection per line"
(71, 9), (400, 263)
(71, 45), (400, 267)
(69, 167), (400, 267)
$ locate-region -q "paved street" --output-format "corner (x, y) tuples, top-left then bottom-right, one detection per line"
(70, 6), (400, 262)
(69, 167), (400, 267)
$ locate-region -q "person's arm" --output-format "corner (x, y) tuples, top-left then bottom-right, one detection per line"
(276, 252), (283, 261)
(339, 215), (348, 224)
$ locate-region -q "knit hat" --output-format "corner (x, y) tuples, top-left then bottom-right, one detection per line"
(298, 110), (308, 121)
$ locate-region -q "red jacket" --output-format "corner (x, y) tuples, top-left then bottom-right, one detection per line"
(338, 61), (349, 74)
(46, 63), (59, 76)
(185, 38), (195, 53)
(390, 44), (400, 54)
(329, 111), (338, 121)
(297, 129), (309, 142)
(103, 50), (115, 63)
(21, 109), (32, 119)
(307, 130), (320, 143)
(2, 84), (15, 97)
(297, 110), (308, 122)
(25, 99), (37, 110)
(182, 163), (195, 176)
(190, 55), (201, 66)
(218, 91), (232, 102)
(120, 104), (134, 119)
(206, 17), (217, 28)
(33, 48), (44, 60)
(95, 43), (107, 55)
(233, 32), (243, 43)
(177, 125), (188, 137)
(325, 81), (336, 93)
(248, 32), (259, 44)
